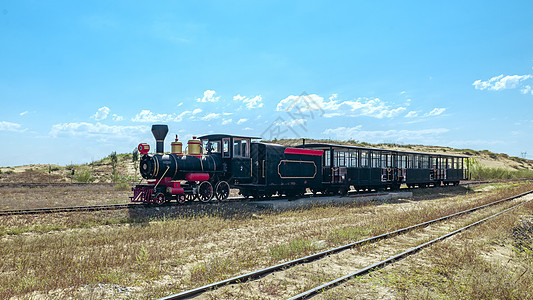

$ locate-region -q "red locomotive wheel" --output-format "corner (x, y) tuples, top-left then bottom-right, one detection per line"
(186, 194), (198, 201)
(155, 193), (165, 204)
(178, 194), (186, 203)
(198, 181), (214, 202)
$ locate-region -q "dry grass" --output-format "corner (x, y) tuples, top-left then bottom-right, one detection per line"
(0, 185), (131, 210)
(347, 202), (533, 300)
(0, 182), (532, 298)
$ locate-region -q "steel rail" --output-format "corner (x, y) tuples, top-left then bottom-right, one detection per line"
(0, 190), (399, 217)
(0, 203), (141, 216)
(288, 193), (532, 299)
(158, 189), (533, 300)
(0, 179), (519, 217)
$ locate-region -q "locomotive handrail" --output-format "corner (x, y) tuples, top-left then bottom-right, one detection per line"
(154, 166), (170, 190)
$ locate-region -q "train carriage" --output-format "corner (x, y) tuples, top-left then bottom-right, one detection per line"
(296, 143), (469, 193)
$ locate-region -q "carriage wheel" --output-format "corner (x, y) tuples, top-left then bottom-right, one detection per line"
(215, 181), (230, 201)
(177, 194), (186, 203)
(198, 181), (214, 202)
(155, 193), (165, 204)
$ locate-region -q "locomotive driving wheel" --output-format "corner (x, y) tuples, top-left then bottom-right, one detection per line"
(198, 181), (214, 202)
(177, 194), (186, 203)
(215, 181), (230, 201)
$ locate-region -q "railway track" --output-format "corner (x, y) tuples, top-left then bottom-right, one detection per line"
(158, 189), (533, 300)
(0, 180), (517, 216)
(0, 182), (115, 188)
(0, 203), (137, 216)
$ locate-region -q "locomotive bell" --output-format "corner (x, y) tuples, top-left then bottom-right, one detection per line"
(151, 124), (168, 154)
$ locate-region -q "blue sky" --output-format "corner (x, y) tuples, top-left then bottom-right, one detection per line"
(1, 1), (533, 166)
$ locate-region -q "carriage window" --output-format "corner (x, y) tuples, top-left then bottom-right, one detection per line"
(324, 150), (331, 167)
(338, 151), (345, 167)
(361, 150), (369, 167)
(381, 153), (387, 168)
(346, 152), (351, 167)
(422, 156), (430, 169)
(431, 157), (436, 169)
(408, 155), (414, 168)
(372, 152), (381, 168)
(347, 151), (356, 167)
(222, 138), (230, 158)
(233, 138), (250, 158)
(399, 155), (406, 169)
(351, 151), (358, 167)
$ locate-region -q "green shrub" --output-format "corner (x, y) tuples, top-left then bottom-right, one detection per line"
(114, 183), (131, 191)
(73, 169), (95, 183)
(469, 163), (533, 180)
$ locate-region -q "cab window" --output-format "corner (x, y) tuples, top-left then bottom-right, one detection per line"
(202, 140), (221, 154)
(233, 138), (250, 158)
(222, 138), (230, 158)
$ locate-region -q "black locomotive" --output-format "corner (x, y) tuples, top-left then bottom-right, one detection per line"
(131, 124), (469, 204)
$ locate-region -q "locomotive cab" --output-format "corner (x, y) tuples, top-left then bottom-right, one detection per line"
(198, 134), (260, 183)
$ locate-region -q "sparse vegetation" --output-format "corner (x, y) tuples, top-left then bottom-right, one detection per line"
(1, 182), (532, 298)
(469, 159), (533, 180)
(114, 182), (130, 191)
(73, 168), (95, 183)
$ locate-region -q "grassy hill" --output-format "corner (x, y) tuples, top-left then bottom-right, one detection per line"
(1, 140), (532, 183)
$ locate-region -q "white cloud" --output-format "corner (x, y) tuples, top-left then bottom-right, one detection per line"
(233, 94), (264, 109)
(50, 122), (149, 139)
(278, 118), (307, 128)
(222, 119), (232, 125)
(473, 74), (532, 91)
(237, 118), (248, 125)
(112, 114), (124, 121)
(276, 94), (406, 119)
(132, 108), (204, 123)
(323, 113), (343, 118)
(196, 90), (220, 102)
(521, 85), (533, 95)
(342, 98), (406, 119)
(92, 106), (110, 121)
(323, 126), (449, 143)
(20, 111), (29, 116)
(425, 108), (446, 117)
(276, 94), (341, 112)
(201, 113), (221, 121)
(0, 121), (25, 132)
(405, 111), (418, 118)
(132, 110), (176, 122)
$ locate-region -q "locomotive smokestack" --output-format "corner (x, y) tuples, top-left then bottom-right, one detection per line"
(151, 124), (169, 154)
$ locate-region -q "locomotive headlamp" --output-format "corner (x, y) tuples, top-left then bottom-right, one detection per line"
(138, 143), (150, 155)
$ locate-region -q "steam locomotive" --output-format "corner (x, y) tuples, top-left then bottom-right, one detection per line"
(131, 125), (469, 204)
